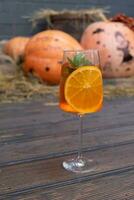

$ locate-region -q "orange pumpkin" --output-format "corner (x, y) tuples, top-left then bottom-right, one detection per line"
(23, 30), (83, 85)
(3, 36), (29, 63)
(81, 21), (134, 78)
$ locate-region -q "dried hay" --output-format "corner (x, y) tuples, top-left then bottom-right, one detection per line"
(0, 68), (134, 104)
(28, 8), (108, 27)
(0, 54), (18, 75)
(0, 70), (58, 104)
(104, 77), (134, 99)
(26, 8), (108, 40)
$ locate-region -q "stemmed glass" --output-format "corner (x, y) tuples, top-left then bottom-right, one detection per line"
(59, 49), (103, 173)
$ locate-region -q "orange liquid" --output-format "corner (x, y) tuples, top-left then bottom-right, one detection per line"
(59, 63), (103, 114)
(59, 62), (78, 113)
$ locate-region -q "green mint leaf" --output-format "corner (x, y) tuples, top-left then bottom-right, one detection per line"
(67, 53), (92, 69)
(67, 57), (77, 68)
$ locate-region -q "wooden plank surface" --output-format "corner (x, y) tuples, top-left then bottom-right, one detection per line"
(1, 170), (134, 200)
(8, 167), (134, 200)
(0, 97), (134, 199)
(0, 98), (134, 165)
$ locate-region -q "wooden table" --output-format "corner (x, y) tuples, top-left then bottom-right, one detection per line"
(0, 97), (134, 200)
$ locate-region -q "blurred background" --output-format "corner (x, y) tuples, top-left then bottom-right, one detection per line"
(0, 0), (134, 39)
(0, 0), (134, 104)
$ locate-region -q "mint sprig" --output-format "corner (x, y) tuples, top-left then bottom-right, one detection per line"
(67, 53), (92, 69)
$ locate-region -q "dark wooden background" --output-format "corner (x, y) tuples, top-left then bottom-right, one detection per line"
(0, 0), (134, 39)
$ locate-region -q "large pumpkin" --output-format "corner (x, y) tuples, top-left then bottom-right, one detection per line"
(3, 36), (29, 63)
(81, 21), (134, 78)
(23, 30), (83, 84)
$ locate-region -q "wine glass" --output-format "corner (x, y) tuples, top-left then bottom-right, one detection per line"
(59, 49), (103, 173)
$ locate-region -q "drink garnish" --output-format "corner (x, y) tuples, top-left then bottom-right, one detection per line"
(64, 66), (103, 114)
(67, 53), (92, 69)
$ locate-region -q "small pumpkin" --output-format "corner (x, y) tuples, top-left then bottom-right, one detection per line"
(23, 30), (83, 85)
(81, 21), (134, 78)
(3, 36), (29, 63)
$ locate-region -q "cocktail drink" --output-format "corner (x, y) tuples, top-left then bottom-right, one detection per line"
(59, 49), (103, 173)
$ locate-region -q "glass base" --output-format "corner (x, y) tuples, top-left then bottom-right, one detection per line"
(63, 156), (96, 173)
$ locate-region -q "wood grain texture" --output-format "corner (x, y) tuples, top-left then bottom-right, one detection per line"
(0, 98), (134, 166)
(0, 142), (134, 196)
(7, 167), (134, 200)
(0, 97), (134, 199)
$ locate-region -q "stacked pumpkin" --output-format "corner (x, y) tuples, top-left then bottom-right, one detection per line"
(23, 30), (83, 84)
(3, 15), (134, 84)
(3, 30), (82, 84)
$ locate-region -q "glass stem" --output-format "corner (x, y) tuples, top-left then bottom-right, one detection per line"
(78, 114), (83, 159)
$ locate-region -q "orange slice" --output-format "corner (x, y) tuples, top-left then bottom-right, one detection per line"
(65, 66), (103, 114)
